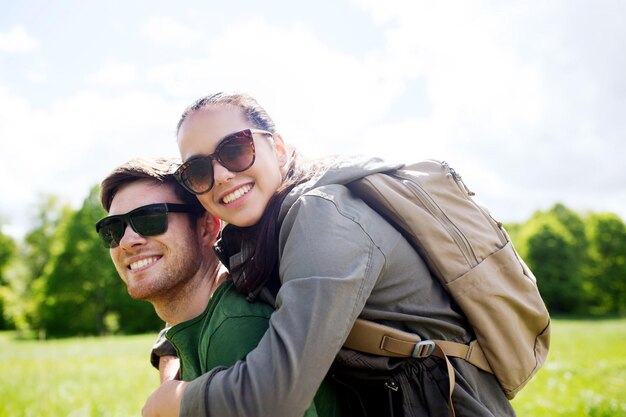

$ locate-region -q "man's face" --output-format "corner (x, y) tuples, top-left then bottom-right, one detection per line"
(108, 179), (204, 301)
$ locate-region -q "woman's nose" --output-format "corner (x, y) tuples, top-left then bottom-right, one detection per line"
(212, 160), (235, 186)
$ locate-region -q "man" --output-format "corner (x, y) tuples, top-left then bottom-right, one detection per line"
(97, 158), (340, 417)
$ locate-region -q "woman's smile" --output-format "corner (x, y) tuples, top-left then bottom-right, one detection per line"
(221, 183), (254, 205)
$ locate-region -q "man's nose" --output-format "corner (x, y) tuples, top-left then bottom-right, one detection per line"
(117, 223), (147, 249)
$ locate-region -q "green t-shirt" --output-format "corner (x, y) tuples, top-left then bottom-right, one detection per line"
(166, 281), (341, 417)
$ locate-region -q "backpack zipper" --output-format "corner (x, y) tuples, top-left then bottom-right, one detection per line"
(444, 162), (508, 247)
(392, 172), (479, 268)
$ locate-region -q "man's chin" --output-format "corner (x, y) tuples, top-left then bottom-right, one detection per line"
(127, 284), (155, 301)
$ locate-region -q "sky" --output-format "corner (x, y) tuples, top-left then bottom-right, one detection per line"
(1, 0), (625, 240)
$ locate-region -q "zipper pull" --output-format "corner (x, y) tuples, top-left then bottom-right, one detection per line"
(447, 164), (475, 196)
(385, 381), (399, 392)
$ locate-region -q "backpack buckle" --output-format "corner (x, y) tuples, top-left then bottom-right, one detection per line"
(412, 340), (435, 358)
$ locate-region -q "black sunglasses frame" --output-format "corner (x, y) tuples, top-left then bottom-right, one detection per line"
(174, 128), (272, 195)
(95, 203), (201, 248)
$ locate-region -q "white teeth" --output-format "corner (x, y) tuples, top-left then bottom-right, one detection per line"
(129, 257), (158, 271)
(222, 184), (252, 204)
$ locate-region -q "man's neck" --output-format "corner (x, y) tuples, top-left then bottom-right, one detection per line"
(151, 263), (226, 326)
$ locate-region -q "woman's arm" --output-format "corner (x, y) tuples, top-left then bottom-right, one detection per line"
(142, 380), (187, 417)
(178, 186), (400, 417)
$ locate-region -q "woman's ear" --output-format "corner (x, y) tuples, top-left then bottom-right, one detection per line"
(272, 132), (288, 170)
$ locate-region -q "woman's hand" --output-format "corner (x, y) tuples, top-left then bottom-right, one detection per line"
(142, 380), (188, 417)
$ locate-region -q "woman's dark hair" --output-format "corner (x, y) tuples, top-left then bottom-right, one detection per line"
(176, 92), (276, 134)
(177, 92), (325, 300)
(238, 154), (329, 300)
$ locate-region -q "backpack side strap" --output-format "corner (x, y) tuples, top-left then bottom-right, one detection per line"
(345, 319), (497, 417)
(345, 318), (501, 416)
(345, 319), (493, 373)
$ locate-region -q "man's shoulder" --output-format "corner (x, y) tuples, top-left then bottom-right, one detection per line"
(213, 281), (274, 320)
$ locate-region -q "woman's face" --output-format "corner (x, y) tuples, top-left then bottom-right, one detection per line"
(177, 106), (287, 227)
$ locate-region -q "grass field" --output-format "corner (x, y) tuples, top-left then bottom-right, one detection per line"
(0, 332), (156, 417)
(510, 318), (626, 417)
(1, 318), (625, 417)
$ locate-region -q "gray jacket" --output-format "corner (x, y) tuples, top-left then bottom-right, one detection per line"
(181, 156), (515, 416)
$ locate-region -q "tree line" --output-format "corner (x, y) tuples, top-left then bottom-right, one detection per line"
(0, 188), (625, 338)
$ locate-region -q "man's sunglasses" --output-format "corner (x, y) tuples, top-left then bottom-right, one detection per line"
(95, 203), (201, 248)
(174, 128), (273, 195)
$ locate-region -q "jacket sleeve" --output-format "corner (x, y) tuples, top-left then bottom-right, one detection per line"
(180, 186), (400, 417)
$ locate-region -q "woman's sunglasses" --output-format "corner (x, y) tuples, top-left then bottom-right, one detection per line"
(173, 128), (273, 195)
(95, 203), (201, 248)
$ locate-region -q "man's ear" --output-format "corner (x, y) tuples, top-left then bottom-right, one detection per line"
(198, 212), (221, 246)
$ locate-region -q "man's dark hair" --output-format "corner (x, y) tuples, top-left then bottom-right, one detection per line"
(100, 157), (204, 218)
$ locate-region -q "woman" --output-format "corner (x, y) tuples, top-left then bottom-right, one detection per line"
(144, 92), (516, 417)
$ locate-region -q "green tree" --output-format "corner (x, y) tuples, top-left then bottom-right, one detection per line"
(585, 213), (626, 315)
(516, 207), (584, 314)
(0, 225), (17, 329)
(0, 196), (72, 334)
(0, 227), (15, 280)
(548, 203), (589, 266)
(41, 186), (162, 337)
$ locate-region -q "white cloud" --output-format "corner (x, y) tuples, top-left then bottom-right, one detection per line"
(0, 86), (182, 238)
(140, 16), (200, 47)
(0, 26), (39, 53)
(348, 0), (626, 222)
(144, 18), (413, 158)
(85, 62), (138, 86)
(25, 69), (47, 83)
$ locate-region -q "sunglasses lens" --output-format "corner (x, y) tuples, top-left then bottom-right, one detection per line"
(97, 219), (125, 248)
(96, 206), (169, 248)
(178, 133), (255, 194)
(217, 135), (255, 172)
(131, 207), (168, 236)
(182, 157), (214, 194)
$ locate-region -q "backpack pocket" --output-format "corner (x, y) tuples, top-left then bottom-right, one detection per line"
(446, 241), (551, 398)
